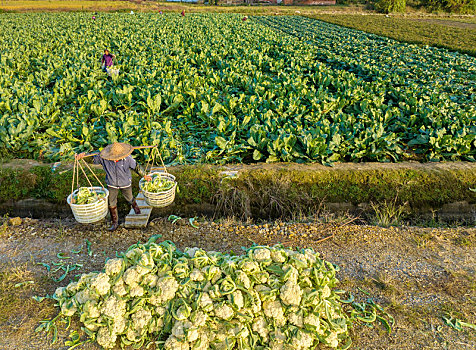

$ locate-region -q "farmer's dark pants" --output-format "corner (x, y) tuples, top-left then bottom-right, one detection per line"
(108, 186), (134, 207)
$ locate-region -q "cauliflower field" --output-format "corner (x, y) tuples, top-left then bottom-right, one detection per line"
(0, 13), (474, 164)
(47, 236), (392, 350)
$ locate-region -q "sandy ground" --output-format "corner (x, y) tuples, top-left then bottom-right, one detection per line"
(0, 216), (475, 349)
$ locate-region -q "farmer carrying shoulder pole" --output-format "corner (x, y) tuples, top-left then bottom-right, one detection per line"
(101, 49), (115, 72)
(76, 143), (151, 232)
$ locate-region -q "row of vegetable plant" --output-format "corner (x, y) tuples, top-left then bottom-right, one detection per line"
(0, 13), (474, 164)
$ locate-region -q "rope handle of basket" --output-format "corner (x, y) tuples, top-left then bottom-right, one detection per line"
(70, 155), (106, 203)
(144, 146), (168, 175)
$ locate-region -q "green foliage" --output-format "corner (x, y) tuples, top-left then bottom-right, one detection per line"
(374, 0), (407, 13)
(421, 0), (476, 13)
(0, 13), (474, 164)
(308, 14), (476, 57)
(370, 198), (408, 226)
(173, 165), (220, 205)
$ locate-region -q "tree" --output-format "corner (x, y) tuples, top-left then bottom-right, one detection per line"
(374, 0), (407, 12)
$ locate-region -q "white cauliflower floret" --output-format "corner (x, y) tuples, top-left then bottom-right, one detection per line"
(184, 247), (200, 258)
(172, 320), (188, 340)
(129, 283), (145, 297)
(91, 273), (110, 296)
(270, 248), (287, 263)
(248, 289), (262, 313)
(61, 301), (77, 317)
(156, 306), (166, 316)
(214, 303), (234, 320)
(304, 248), (318, 263)
(280, 280), (302, 306)
(125, 247), (143, 259)
(174, 320), (199, 343)
(269, 328), (286, 350)
(240, 260), (260, 274)
(74, 288), (93, 305)
(149, 277), (179, 306)
(66, 282), (79, 294)
(77, 272), (97, 287)
(304, 313), (320, 329)
(132, 309), (152, 329)
(112, 278), (127, 297)
(255, 271), (270, 284)
(105, 258), (123, 276)
(236, 270), (251, 289)
(101, 295), (126, 319)
(83, 301), (100, 319)
(54, 286), (66, 299)
(191, 331), (209, 350)
(192, 311), (207, 327)
(190, 268), (205, 282)
(255, 284), (275, 302)
(229, 290), (244, 309)
(136, 253), (155, 275)
(232, 323), (249, 339)
(321, 285), (331, 299)
(156, 277), (179, 303)
(112, 316), (126, 334)
(263, 300), (285, 325)
(142, 274), (159, 288)
(252, 317), (269, 341)
(164, 335), (190, 350)
(126, 326), (140, 342)
(325, 332), (339, 348)
(198, 292), (213, 311)
(96, 326), (117, 349)
(291, 329), (314, 349)
(252, 248), (271, 261)
(123, 266), (141, 286)
(202, 266), (221, 284)
(295, 253), (309, 264)
(288, 312), (303, 327)
(282, 264), (299, 284)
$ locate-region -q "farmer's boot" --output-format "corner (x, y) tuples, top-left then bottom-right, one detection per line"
(108, 206), (119, 231)
(131, 199), (141, 215)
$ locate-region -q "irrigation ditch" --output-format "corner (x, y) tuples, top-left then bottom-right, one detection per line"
(0, 160), (475, 225)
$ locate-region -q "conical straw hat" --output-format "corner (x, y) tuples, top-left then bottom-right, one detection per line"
(100, 142), (134, 161)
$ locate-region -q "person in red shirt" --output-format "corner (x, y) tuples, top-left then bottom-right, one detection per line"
(181, 10), (185, 17)
(101, 49), (115, 72)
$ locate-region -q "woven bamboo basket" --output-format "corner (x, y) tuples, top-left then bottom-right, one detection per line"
(67, 187), (109, 224)
(139, 172), (177, 208)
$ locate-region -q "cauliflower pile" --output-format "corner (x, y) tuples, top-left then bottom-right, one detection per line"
(52, 237), (358, 349)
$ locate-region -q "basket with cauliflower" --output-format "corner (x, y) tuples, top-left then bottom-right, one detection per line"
(44, 236), (393, 349)
(66, 186), (109, 224)
(139, 172), (177, 207)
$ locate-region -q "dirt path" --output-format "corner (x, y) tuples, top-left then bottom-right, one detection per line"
(0, 217), (475, 349)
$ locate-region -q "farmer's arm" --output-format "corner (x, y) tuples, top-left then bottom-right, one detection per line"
(75, 151), (100, 163)
(129, 157), (151, 181)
